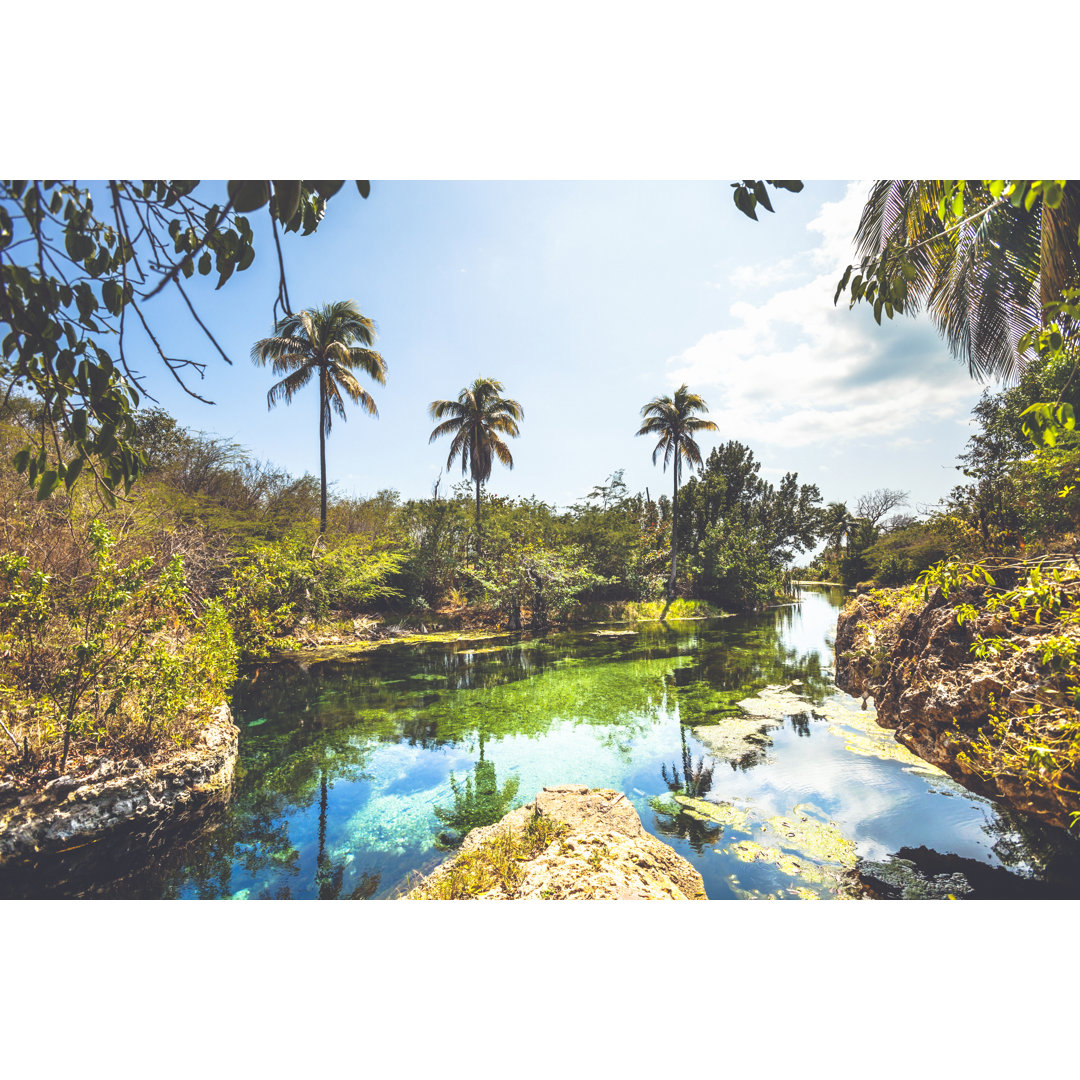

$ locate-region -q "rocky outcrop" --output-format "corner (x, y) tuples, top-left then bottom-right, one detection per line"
(835, 588), (1078, 830)
(0, 704), (239, 865)
(407, 784), (707, 899)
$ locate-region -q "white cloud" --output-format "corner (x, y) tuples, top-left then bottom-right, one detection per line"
(665, 182), (981, 451)
(725, 254), (806, 289)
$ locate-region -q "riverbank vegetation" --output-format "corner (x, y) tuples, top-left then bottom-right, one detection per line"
(0, 384), (828, 784)
(823, 181), (1080, 832)
(5, 177), (1080, 843)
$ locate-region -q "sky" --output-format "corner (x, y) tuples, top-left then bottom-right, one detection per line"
(115, 179), (992, 517)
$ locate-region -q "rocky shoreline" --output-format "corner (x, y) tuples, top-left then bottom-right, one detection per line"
(834, 587), (1079, 832)
(0, 704), (239, 868)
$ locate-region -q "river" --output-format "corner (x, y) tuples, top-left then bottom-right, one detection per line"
(5, 585), (1080, 899)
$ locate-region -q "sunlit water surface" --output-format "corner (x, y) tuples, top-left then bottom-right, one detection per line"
(7, 587), (1080, 899)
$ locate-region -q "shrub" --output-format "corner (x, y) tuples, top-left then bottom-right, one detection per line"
(0, 522), (238, 775)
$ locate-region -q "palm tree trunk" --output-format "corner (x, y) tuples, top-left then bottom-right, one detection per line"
(319, 366), (328, 536)
(475, 477), (482, 559)
(668, 453), (679, 599)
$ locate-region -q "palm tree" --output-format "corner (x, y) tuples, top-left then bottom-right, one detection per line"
(636, 384), (717, 599)
(821, 501), (858, 558)
(428, 377), (523, 556)
(852, 181), (1080, 382)
(251, 300), (386, 535)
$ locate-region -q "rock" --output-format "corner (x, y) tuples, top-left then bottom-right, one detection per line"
(406, 785), (707, 900)
(835, 588), (1079, 831)
(0, 704), (239, 865)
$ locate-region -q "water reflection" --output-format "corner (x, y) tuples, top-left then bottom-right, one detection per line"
(3, 586), (1079, 899)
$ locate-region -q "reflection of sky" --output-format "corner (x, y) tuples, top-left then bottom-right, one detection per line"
(154, 588), (1080, 899)
(776, 587), (846, 667)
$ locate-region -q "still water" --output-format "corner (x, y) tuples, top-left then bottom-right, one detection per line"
(8, 586), (1080, 899)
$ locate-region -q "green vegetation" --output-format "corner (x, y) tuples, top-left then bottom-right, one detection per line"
(0, 180), (366, 503)
(0, 520), (237, 773)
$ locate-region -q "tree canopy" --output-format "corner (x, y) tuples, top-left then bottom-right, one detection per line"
(0, 180), (367, 503)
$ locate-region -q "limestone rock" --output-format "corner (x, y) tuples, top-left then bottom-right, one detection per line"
(407, 784), (707, 900)
(0, 704), (239, 865)
(835, 588), (1078, 831)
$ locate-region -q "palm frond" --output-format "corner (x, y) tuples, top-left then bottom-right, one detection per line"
(267, 366), (314, 409)
(429, 417), (464, 443)
(489, 435), (514, 469)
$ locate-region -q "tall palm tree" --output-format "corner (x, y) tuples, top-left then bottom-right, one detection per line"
(428, 377), (523, 557)
(251, 300), (386, 535)
(852, 181), (1080, 382)
(636, 384), (717, 598)
(821, 501), (859, 558)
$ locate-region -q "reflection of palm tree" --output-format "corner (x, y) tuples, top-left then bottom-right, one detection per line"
(314, 770), (337, 899)
(661, 726), (714, 797)
(433, 734), (521, 847)
(636, 385), (717, 599)
(651, 803), (722, 855)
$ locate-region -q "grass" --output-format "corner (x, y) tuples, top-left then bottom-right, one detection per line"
(409, 813), (569, 899)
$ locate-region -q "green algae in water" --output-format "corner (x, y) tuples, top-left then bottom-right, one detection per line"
(16, 587), (1080, 900)
(670, 794), (752, 831)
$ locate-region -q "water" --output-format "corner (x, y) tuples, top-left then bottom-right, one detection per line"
(5, 586), (1080, 899)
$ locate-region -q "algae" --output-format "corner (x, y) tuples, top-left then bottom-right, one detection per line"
(670, 794), (751, 830)
(823, 701), (947, 773)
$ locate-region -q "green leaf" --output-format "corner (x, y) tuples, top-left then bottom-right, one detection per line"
(198, 251), (211, 275)
(733, 186), (757, 220)
(216, 259), (235, 290)
(310, 180), (344, 199)
(227, 180), (271, 213)
(102, 279), (123, 316)
(272, 180), (302, 223)
(65, 230), (94, 262)
(753, 181), (774, 214)
(13, 449), (30, 473)
(36, 470), (60, 500)
(356, 180), (371, 199)
(62, 455), (83, 491)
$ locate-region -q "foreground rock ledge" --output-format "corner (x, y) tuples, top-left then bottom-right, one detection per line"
(835, 591), (1077, 830)
(406, 784), (707, 900)
(0, 704), (239, 865)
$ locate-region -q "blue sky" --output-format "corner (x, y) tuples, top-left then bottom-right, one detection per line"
(130, 180), (989, 515)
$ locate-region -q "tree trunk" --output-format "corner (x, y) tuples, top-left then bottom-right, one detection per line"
(475, 476), (482, 559)
(668, 454), (679, 599)
(319, 366), (328, 537)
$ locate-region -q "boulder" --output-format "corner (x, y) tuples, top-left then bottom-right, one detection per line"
(407, 784), (707, 900)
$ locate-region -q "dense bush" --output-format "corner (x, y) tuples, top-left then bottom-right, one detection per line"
(0, 522), (238, 775)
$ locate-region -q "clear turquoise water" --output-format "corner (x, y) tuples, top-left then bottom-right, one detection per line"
(6, 586), (1080, 898)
